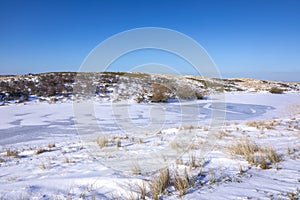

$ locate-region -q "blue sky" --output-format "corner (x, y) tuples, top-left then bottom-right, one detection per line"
(0, 0), (299, 81)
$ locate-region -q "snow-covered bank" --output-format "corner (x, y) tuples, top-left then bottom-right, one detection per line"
(0, 93), (299, 199)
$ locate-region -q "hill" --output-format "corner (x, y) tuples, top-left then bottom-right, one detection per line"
(0, 72), (299, 104)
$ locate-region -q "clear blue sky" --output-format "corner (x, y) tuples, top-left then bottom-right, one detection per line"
(0, 0), (299, 81)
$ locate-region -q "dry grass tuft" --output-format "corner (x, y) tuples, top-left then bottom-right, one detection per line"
(48, 143), (56, 148)
(149, 168), (170, 200)
(176, 158), (184, 165)
(116, 139), (121, 148)
(259, 153), (270, 169)
(39, 162), (49, 170)
(203, 126), (209, 131)
(96, 135), (108, 148)
(136, 181), (147, 200)
(158, 168), (171, 193)
(246, 120), (275, 130)
(189, 142), (198, 150)
(169, 140), (180, 150)
(138, 138), (144, 144)
(227, 138), (258, 158)
(218, 130), (233, 139)
(64, 156), (73, 163)
(130, 137), (135, 143)
(287, 147), (291, 155)
(6, 149), (19, 157)
(188, 154), (201, 170)
(238, 165), (244, 175)
(174, 168), (190, 197)
(266, 146), (281, 164)
(131, 163), (142, 175)
(227, 138), (281, 169)
(287, 188), (300, 200)
(208, 170), (216, 185)
(36, 148), (47, 155)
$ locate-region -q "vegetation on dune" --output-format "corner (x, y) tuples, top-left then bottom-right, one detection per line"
(227, 138), (282, 169)
(269, 86), (284, 94)
(0, 72), (298, 104)
(0, 72), (207, 103)
(150, 83), (172, 102)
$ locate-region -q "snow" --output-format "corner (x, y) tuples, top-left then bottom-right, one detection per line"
(0, 93), (299, 199)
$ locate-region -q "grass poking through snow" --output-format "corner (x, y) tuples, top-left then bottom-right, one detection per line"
(149, 168), (170, 200)
(174, 168), (190, 197)
(96, 135), (108, 148)
(6, 149), (18, 158)
(227, 138), (282, 169)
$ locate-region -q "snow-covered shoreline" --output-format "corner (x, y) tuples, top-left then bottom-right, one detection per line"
(0, 93), (299, 199)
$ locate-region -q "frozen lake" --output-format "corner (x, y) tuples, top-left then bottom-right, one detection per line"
(1, 93), (299, 146)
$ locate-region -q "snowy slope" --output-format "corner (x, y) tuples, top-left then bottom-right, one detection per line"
(0, 93), (299, 199)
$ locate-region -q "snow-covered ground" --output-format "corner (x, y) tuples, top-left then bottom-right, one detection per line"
(0, 93), (299, 199)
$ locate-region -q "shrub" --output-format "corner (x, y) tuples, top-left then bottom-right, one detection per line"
(195, 90), (205, 99)
(269, 87), (284, 94)
(175, 86), (195, 100)
(150, 83), (171, 102)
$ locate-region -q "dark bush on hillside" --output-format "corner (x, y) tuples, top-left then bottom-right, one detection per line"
(175, 86), (205, 100)
(175, 86), (194, 100)
(150, 83), (172, 102)
(269, 87), (284, 94)
(195, 90), (205, 99)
